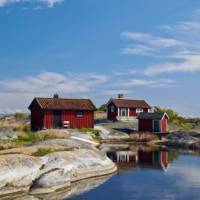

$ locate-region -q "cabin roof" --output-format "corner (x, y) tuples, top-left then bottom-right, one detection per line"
(137, 112), (169, 120)
(28, 97), (96, 111)
(108, 98), (151, 109)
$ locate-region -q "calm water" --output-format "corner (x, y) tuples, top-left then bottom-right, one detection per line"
(70, 145), (200, 200)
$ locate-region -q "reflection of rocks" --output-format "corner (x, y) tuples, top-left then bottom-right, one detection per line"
(33, 175), (112, 200)
(165, 132), (200, 149)
(0, 149), (116, 198)
(0, 127), (17, 141)
(31, 149), (116, 194)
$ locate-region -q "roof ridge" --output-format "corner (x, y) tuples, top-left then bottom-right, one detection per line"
(35, 97), (91, 100)
(112, 98), (147, 101)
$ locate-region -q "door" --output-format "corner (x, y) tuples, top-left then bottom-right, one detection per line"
(153, 120), (160, 132)
(53, 111), (62, 128)
(120, 108), (128, 116)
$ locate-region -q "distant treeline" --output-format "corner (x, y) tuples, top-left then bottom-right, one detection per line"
(155, 107), (200, 130)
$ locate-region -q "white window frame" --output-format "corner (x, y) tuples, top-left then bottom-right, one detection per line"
(111, 105), (115, 113)
(148, 108), (153, 113)
(76, 111), (83, 118)
(136, 107), (143, 114)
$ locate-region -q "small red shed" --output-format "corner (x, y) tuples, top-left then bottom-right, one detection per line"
(106, 94), (151, 121)
(138, 112), (169, 133)
(28, 96), (96, 131)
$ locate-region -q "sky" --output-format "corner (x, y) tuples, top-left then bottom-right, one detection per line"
(0, 0), (200, 117)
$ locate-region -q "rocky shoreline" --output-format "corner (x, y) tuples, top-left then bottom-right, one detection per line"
(0, 148), (116, 199)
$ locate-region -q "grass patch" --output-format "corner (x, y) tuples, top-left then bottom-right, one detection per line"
(79, 128), (100, 135)
(33, 148), (53, 157)
(14, 112), (27, 121)
(33, 147), (75, 157)
(0, 130), (67, 150)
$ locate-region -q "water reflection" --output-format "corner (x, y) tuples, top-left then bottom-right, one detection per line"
(103, 144), (178, 173)
(72, 145), (200, 200)
(33, 175), (112, 200)
(1, 175), (112, 200)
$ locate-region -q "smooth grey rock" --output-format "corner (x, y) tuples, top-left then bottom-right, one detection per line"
(31, 149), (116, 194)
(0, 154), (44, 196)
(0, 127), (17, 141)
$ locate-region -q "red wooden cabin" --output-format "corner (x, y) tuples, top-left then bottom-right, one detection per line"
(106, 94), (151, 121)
(28, 96), (96, 131)
(138, 112), (169, 133)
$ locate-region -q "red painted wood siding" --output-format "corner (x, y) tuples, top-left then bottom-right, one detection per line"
(62, 110), (94, 128)
(139, 119), (153, 132)
(161, 151), (168, 168)
(129, 108), (136, 116)
(44, 111), (53, 129)
(107, 102), (118, 120)
(30, 102), (44, 131)
(161, 116), (168, 132)
(130, 108), (149, 117)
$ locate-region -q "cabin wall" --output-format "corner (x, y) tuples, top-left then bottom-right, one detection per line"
(30, 103), (43, 131)
(130, 108), (149, 117)
(44, 111), (53, 129)
(129, 108), (136, 116)
(62, 110), (94, 128)
(107, 102), (118, 120)
(161, 116), (168, 132)
(139, 119), (153, 132)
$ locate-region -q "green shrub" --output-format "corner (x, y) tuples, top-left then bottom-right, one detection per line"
(92, 134), (102, 142)
(17, 132), (39, 143)
(33, 147), (75, 157)
(33, 148), (53, 157)
(14, 112), (27, 121)
(23, 125), (31, 133)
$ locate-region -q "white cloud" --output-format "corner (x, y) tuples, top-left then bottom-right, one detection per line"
(122, 31), (182, 49)
(122, 44), (154, 55)
(123, 13), (200, 76)
(0, 0), (64, 8)
(0, 71), (178, 114)
(145, 53), (200, 76)
(0, 71), (108, 94)
(121, 79), (175, 88)
(168, 164), (200, 187)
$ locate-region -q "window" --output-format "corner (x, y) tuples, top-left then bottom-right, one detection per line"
(119, 108), (128, 116)
(136, 108), (143, 113)
(111, 105), (115, 113)
(76, 111), (83, 118)
(148, 108), (153, 113)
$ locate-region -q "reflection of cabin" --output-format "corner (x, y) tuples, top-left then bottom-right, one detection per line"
(106, 94), (151, 121)
(138, 112), (169, 133)
(107, 151), (138, 163)
(28, 95), (96, 131)
(107, 150), (169, 172)
(138, 150), (169, 171)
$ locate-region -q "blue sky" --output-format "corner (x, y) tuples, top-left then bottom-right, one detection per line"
(0, 0), (200, 116)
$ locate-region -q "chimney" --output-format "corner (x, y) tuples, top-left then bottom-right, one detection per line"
(118, 94), (124, 99)
(53, 93), (59, 99)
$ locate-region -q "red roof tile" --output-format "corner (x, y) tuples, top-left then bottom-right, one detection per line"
(109, 98), (151, 109)
(29, 97), (96, 111)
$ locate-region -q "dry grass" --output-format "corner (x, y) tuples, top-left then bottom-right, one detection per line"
(130, 132), (159, 143)
(0, 129), (69, 151)
(37, 129), (69, 140)
(0, 145), (75, 156)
